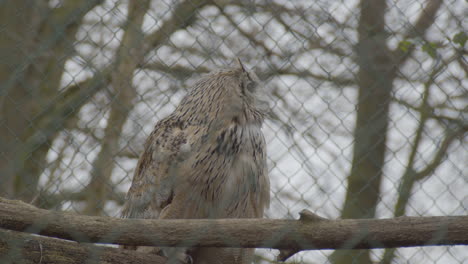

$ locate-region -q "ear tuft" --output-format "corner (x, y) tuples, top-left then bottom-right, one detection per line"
(236, 58), (246, 72)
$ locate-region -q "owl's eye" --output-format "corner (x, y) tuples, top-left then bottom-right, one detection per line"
(246, 80), (257, 92)
(243, 71), (258, 93)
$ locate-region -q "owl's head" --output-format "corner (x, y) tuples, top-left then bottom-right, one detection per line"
(176, 60), (269, 125)
(221, 59), (269, 123)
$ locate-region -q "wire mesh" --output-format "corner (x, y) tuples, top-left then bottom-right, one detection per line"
(0, 0), (466, 263)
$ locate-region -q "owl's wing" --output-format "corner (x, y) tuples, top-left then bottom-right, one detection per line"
(121, 117), (192, 219)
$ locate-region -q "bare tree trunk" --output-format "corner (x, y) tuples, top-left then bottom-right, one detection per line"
(0, 0), (48, 199)
(330, 0), (445, 262)
(330, 0), (393, 263)
(83, 0), (150, 215)
(0, 0), (103, 201)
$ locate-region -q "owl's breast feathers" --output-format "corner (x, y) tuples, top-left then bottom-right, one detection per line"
(122, 116), (269, 220)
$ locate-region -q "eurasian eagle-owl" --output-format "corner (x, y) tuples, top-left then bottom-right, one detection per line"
(122, 60), (270, 264)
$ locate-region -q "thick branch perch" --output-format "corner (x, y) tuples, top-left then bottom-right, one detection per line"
(0, 229), (165, 264)
(0, 198), (467, 251)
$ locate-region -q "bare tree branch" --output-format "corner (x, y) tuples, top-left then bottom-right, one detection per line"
(402, 0), (444, 40)
(382, 63), (466, 264)
(265, 6), (350, 59)
(28, 0), (214, 153)
(392, 0), (444, 67)
(35, 190), (126, 210)
(21, 71), (111, 162)
(0, 198), (467, 252)
(456, 50), (468, 76)
(143, 0), (210, 54)
(0, 229), (165, 264)
(141, 61), (356, 87)
(414, 127), (467, 180)
(392, 97), (467, 128)
(217, 6), (282, 57)
(141, 62), (210, 79)
(1, 0), (104, 101)
(83, 0), (150, 216)
(266, 68), (355, 87)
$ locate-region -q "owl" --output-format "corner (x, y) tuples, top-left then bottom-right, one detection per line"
(121, 60), (270, 264)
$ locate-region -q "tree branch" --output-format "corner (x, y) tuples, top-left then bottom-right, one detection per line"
(0, 229), (165, 264)
(392, 0), (444, 68)
(83, 0), (150, 216)
(265, 5), (349, 59)
(402, 0), (443, 40)
(267, 67), (355, 87)
(0, 0), (104, 102)
(217, 6), (281, 58)
(382, 64), (466, 264)
(141, 62), (210, 80)
(414, 127), (467, 180)
(143, 0), (210, 54)
(0, 197), (467, 252)
(141, 62), (356, 87)
(34, 190), (126, 210)
(22, 70), (111, 159)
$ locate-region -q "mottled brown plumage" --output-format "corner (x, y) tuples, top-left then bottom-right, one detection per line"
(122, 61), (270, 264)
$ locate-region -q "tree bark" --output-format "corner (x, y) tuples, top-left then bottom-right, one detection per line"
(330, 0), (392, 262)
(0, 229), (165, 264)
(330, 0), (444, 263)
(0, 198), (467, 252)
(83, 0), (150, 216)
(0, 0), (103, 201)
(0, 0), (46, 199)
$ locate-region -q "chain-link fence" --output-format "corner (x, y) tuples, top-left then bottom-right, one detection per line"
(0, 0), (466, 263)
